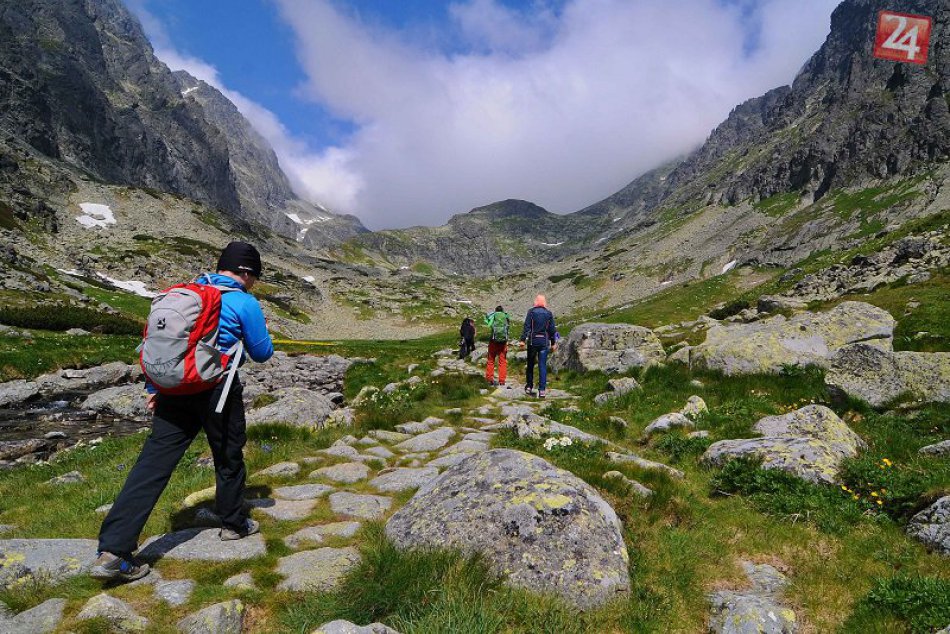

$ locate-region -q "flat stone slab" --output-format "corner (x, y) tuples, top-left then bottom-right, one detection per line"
(329, 492), (393, 520)
(139, 529), (266, 562)
(249, 498), (319, 521)
(284, 522), (362, 549)
(394, 427), (456, 453)
(276, 547), (361, 591)
(0, 597), (65, 633)
(274, 483), (335, 500)
(463, 432), (495, 442)
(395, 421), (433, 435)
(223, 573), (256, 590)
(310, 462), (371, 484)
(0, 538), (97, 589)
(321, 444), (361, 459)
(427, 452), (475, 469)
(178, 600), (244, 634)
(369, 430), (412, 443)
(254, 462), (300, 478)
(155, 579), (195, 606)
(919, 440), (950, 457)
(313, 620), (403, 634)
(364, 446), (396, 459)
(439, 439), (489, 455)
(606, 452), (685, 478)
(370, 467), (440, 493)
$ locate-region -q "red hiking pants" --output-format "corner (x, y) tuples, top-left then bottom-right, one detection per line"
(485, 341), (508, 384)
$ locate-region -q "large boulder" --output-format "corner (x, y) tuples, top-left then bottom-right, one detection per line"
(691, 302), (895, 375)
(551, 323), (664, 374)
(906, 496), (950, 556)
(385, 449), (629, 609)
(702, 405), (865, 484)
(82, 384), (150, 418)
(246, 387), (335, 428)
(0, 538), (97, 590)
(826, 344), (950, 408)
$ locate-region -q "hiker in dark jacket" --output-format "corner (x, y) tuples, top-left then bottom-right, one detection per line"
(459, 317), (477, 359)
(484, 305), (510, 386)
(91, 242), (273, 583)
(519, 295), (557, 398)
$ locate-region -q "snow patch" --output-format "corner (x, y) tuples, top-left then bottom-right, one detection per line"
(181, 86), (199, 97)
(660, 281), (673, 286)
(612, 217), (622, 222)
(97, 273), (155, 298)
(595, 237), (608, 243)
(539, 241), (564, 247)
(721, 259), (738, 274)
(453, 299), (473, 304)
(57, 269), (83, 278)
(77, 203), (116, 229)
(302, 275), (316, 283)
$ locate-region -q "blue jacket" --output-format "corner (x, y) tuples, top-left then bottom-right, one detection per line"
(199, 273), (274, 364)
(520, 306), (557, 348)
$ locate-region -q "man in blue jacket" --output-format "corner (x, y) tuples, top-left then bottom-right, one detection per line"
(519, 295), (557, 399)
(92, 242), (274, 582)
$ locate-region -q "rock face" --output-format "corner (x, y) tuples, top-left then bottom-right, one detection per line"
(906, 496), (950, 556)
(385, 449), (630, 609)
(552, 323), (665, 374)
(702, 405), (865, 484)
(826, 344), (950, 407)
(691, 302), (895, 375)
(246, 387), (336, 428)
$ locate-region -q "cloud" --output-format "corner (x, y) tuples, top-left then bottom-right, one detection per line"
(272, 0), (838, 229)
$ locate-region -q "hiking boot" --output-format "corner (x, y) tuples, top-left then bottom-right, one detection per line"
(524, 385), (534, 396)
(492, 380), (499, 387)
(90, 552), (150, 582)
(220, 518), (260, 541)
(499, 382), (506, 387)
(538, 390), (546, 399)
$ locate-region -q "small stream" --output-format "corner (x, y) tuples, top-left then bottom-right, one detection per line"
(0, 391), (148, 468)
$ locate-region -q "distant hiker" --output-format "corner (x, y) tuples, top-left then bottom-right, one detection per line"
(459, 317), (476, 359)
(519, 295), (557, 398)
(484, 305), (510, 386)
(92, 241), (274, 582)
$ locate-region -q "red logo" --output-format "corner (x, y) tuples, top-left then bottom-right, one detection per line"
(874, 11), (932, 65)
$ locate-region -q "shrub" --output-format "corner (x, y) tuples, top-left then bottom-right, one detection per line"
(654, 433), (712, 464)
(708, 299), (749, 320)
(838, 456), (931, 522)
(846, 575), (950, 633)
(0, 304), (143, 335)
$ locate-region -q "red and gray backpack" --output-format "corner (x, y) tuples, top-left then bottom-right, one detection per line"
(139, 277), (243, 410)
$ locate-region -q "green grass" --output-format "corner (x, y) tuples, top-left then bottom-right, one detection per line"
(843, 574), (950, 633)
(753, 191), (801, 217)
(0, 332), (139, 381)
(0, 303), (143, 335)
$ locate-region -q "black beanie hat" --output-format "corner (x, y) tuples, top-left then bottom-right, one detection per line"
(217, 241), (262, 278)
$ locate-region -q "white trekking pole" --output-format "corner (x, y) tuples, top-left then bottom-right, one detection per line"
(215, 341), (244, 414)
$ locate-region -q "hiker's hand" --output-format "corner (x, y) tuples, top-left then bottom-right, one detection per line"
(145, 393), (157, 412)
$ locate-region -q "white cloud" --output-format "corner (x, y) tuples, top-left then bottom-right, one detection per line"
(273, 0), (838, 229)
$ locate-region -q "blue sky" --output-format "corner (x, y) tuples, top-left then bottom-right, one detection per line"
(129, 0), (839, 229)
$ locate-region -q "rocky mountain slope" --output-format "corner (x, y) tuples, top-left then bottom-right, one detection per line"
(0, 0), (363, 246)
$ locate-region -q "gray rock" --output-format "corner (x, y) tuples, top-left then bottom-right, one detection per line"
(608, 416), (629, 429)
(756, 295), (807, 314)
(369, 430), (412, 443)
(682, 395), (708, 418)
(826, 344), (950, 408)
(643, 413), (694, 437)
(156, 579), (195, 606)
(919, 440), (950, 457)
(0, 525), (12, 534)
(0, 439), (45, 461)
(77, 594), (148, 632)
(0, 538), (97, 589)
(276, 547), (361, 591)
(311, 462), (371, 484)
(0, 597), (66, 634)
(326, 408), (356, 428)
(223, 572), (256, 590)
(707, 562), (796, 634)
(284, 522), (362, 548)
(439, 439), (490, 455)
(394, 421), (433, 435)
(246, 387), (335, 428)
(602, 471), (653, 497)
(692, 302), (895, 375)
(551, 323), (665, 374)
(177, 600), (244, 634)
(44, 470), (85, 485)
(0, 380), (40, 408)
(81, 384), (149, 418)
(138, 529), (266, 562)
(906, 496), (950, 555)
(385, 449), (630, 610)
(254, 461), (301, 478)
(321, 444), (362, 459)
(426, 452), (475, 469)
(274, 483), (335, 500)
(370, 467), (440, 493)
(43, 431), (67, 440)
(702, 405), (865, 484)
(66, 328), (91, 336)
(594, 376), (642, 404)
(248, 498), (319, 521)
(311, 620), (403, 634)
(329, 492), (393, 520)
(96, 503), (114, 515)
(606, 452), (684, 478)
(393, 427), (456, 452)
(512, 412), (607, 445)
(364, 445), (395, 459)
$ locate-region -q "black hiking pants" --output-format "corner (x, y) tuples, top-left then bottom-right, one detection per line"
(98, 381), (248, 558)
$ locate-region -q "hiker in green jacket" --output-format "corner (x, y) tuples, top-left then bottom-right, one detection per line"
(484, 305), (510, 386)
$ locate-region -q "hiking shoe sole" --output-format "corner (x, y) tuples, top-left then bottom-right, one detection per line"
(90, 553), (150, 582)
(220, 518), (260, 541)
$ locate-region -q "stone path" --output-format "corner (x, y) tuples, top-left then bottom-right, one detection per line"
(0, 355), (689, 632)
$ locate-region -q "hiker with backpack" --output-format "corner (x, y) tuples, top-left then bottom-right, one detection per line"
(484, 305), (510, 386)
(519, 295), (557, 399)
(459, 316), (476, 359)
(91, 241), (274, 582)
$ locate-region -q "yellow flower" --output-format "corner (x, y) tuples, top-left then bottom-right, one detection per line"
(871, 492), (879, 497)
(882, 458), (892, 467)
(876, 500), (883, 506)
(840, 485), (848, 491)
(852, 495), (859, 500)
